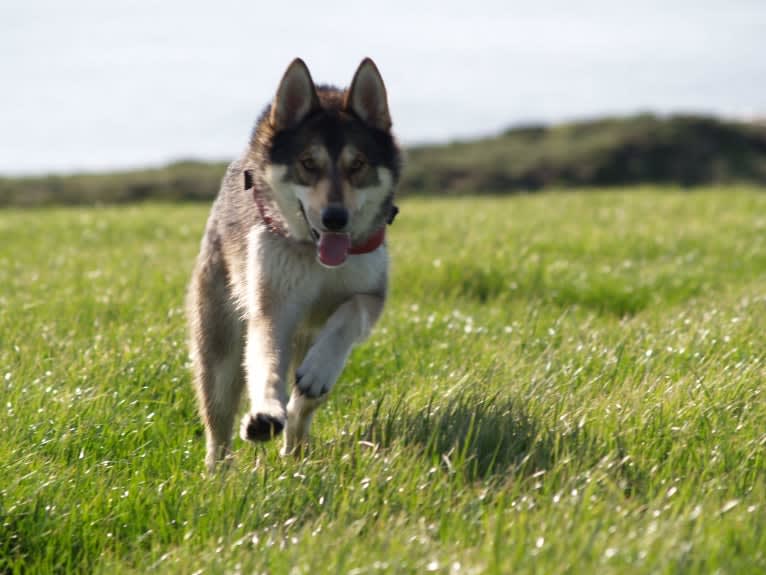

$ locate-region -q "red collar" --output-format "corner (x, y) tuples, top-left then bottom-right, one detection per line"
(253, 184), (386, 254)
(349, 226), (386, 254)
(252, 184), (287, 235)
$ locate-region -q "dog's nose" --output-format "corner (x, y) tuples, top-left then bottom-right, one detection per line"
(321, 205), (349, 231)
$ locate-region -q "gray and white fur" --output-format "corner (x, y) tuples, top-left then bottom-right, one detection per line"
(186, 58), (401, 471)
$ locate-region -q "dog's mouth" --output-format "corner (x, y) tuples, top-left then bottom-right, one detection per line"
(317, 232), (351, 268)
(299, 201), (351, 268)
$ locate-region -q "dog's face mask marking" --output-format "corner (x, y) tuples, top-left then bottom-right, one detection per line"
(261, 58), (399, 267)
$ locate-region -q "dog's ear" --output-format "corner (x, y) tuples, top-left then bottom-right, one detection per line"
(270, 58), (320, 131)
(345, 58), (391, 131)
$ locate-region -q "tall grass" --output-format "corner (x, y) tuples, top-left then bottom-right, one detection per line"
(1, 188), (765, 573)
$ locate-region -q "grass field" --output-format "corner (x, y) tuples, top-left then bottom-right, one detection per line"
(2, 187), (765, 573)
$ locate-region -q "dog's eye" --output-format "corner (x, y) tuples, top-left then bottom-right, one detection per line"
(348, 156), (366, 173)
(300, 157), (318, 171)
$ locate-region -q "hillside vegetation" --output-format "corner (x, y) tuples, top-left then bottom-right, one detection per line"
(2, 188), (765, 573)
(407, 114), (766, 194)
(2, 115), (766, 206)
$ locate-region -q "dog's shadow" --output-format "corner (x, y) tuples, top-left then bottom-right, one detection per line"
(363, 391), (557, 481)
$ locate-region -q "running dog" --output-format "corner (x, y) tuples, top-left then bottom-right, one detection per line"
(186, 58), (401, 471)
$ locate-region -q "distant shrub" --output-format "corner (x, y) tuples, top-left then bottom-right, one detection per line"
(402, 114), (766, 195)
(2, 115), (766, 206)
(0, 161), (227, 207)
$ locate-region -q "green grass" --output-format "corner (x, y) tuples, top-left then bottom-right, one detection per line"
(2, 187), (765, 573)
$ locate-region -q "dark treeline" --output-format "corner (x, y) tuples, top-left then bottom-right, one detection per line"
(405, 114), (766, 195)
(2, 114), (765, 206)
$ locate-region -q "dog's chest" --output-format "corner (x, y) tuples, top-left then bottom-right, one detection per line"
(303, 250), (387, 326)
(244, 229), (387, 328)
(326, 248), (386, 291)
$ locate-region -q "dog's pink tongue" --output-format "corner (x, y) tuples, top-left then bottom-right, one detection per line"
(318, 232), (351, 267)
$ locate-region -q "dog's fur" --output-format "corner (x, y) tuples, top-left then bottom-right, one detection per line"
(186, 58), (401, 471)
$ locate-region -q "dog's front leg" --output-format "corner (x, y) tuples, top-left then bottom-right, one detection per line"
(284, 293), (384, 454)
(240, 303), (297, 443)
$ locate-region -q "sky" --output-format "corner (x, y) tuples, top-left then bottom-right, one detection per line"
(1, 0), (765, 174)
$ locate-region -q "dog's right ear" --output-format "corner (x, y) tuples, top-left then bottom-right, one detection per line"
(270, 58), (320, 131)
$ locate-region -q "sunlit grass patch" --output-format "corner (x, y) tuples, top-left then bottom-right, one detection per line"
(1, 188), (765, 573)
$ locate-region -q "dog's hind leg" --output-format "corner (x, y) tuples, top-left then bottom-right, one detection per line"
(187, 233), (246, 472)
(284, 293), (385, 454)
(283, 392), (325, 456)
(281, 333), (322, 456)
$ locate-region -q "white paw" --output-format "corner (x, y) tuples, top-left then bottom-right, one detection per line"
(295, 343), (348, 399)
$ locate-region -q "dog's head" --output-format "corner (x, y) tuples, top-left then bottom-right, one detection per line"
(250, 58), (401, 267)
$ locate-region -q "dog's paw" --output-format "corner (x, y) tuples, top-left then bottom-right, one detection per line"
(295, 345), (347, 399)
(205, 451), (234, 475)
(205, 444), (233, 474)
(240, 409), (285, 443)
(280, 440), (308, 458)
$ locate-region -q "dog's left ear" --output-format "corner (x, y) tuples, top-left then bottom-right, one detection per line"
(345, 58), (391, 131)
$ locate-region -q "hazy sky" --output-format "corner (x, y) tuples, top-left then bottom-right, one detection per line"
(2, 0), (765, 174)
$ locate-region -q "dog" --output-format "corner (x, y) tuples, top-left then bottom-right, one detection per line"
(186, 58), (401, 471)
